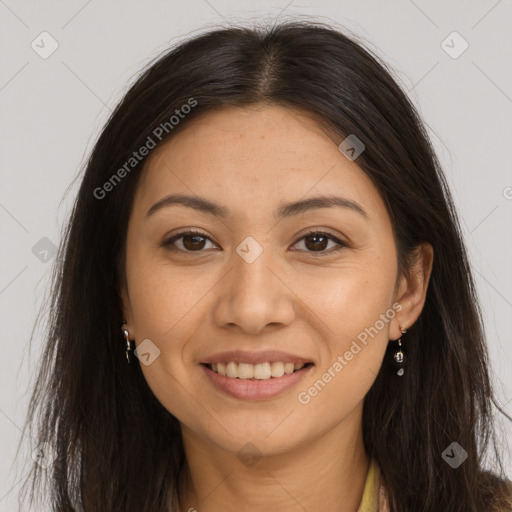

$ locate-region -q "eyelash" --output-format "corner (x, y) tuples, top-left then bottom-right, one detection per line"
(162, 229), (348, 257)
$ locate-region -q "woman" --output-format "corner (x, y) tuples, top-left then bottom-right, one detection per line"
(18, 20), (512, 511)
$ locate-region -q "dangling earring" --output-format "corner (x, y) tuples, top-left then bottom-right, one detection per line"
(121, 322), (133, 364)
(392, 322), (407, 376)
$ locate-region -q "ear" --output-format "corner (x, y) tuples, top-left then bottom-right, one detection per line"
(392, 242), (434, 339)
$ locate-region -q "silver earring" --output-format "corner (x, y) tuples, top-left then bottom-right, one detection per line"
(121, 323), (133, 364)
(392, 322), (407, 376)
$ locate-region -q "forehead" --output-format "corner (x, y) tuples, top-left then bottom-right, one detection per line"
(134, 104), (387, 223)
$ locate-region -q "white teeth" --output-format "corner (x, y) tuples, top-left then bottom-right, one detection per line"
(226, 362), (238, 378)
(284, 363), (295, 374)
(254, 363), (271, 380)
(238, 363), (254, 379)
(208, 361), (309, 379)
(270, 362), (284, 377)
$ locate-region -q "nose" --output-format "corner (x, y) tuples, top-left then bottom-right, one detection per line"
(212, 246), (296, 335)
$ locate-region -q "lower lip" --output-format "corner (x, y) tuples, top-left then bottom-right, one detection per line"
(200, 364), (314, 401)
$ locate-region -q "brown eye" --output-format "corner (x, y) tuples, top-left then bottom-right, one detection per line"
(182, 233), (207, 251)
(304, 233), (329, 251)
(292, 231), (347, 256)
(163, 230), (217, 252)
(162, 229), (346, 256)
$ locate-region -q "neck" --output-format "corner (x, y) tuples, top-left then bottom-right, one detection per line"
(176, 407), (369, 512)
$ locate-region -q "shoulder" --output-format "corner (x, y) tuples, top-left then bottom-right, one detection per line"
(483, 472), (512, 512)
(503, 483), (512, 512)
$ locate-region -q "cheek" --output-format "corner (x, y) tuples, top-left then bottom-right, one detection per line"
(125, 250), (211, 424)
(126, 246), (211, 337)
(293, 249), (397, 411)
(297, 253), (397, 347)
(295, 262), (397, 420)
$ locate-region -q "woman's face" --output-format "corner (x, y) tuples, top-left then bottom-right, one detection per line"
(121, 104), (412, 457)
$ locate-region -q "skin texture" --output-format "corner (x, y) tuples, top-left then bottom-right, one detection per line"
(121, 104), (434, 512)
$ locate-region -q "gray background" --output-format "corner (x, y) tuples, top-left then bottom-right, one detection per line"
(1, 1), (511, 509)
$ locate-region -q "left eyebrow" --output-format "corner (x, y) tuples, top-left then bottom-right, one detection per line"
(277, 195), (368, 220)
(145, 193), (368, 220)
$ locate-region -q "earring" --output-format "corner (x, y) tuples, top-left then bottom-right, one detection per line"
(121, 322), (133, 364)
(392, 322), (407, 376)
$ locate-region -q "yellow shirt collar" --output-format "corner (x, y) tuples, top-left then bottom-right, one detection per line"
(357, 458), (383, 512)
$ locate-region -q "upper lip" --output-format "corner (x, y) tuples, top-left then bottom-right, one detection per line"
(201, 350), (314, 366)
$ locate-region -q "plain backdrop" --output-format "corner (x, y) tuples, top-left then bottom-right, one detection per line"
(1, 1), (511, 509)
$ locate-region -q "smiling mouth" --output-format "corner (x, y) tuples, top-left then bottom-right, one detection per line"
(202, 361), (314, 380)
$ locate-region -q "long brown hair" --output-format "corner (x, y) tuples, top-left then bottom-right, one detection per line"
(17, 20), (511, 511)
